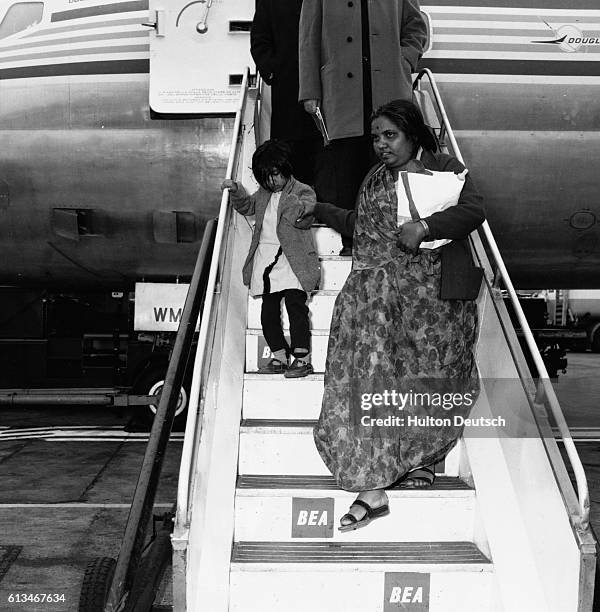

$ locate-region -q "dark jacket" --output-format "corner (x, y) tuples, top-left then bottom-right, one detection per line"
(231, 177), (320, 293)
(251, 0), (319, 142)
(314, 151), (485, 299)
(298, 0), (427, 140)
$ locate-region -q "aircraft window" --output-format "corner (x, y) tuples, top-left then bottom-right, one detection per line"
(0, 2), (43, 40)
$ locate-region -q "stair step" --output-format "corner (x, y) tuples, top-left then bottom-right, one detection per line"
(231, 541), (491, 565)
(246, 329), (329, 373)
(236, 474), (470, 491)
(312, 226), (343, 256)
(234, 476), (475, 542)
(230, 543), (493, 612)
(242, 373), (323, 419)
(238, 419), (459, 477)
(248, 291), (337, 331)
(318, 256), (351, 290)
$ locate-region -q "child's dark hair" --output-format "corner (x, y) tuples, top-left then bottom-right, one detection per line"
(252, 139), (293, 190)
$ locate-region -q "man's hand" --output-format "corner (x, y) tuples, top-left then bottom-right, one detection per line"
(396, 221), (426, 254)
(297, 200), (316, 221)
(303, 99), (319, 115)
(221, 179), (238, 193)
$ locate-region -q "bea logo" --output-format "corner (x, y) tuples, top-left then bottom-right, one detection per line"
(291, 497), (334, 538)
(258, 335), (289, 367)
(384, 573), (430, 611)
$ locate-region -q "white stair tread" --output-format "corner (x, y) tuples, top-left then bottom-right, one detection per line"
(242, 374), (324, 419)
(244, 373), (324, 381)
(312, 226), (343, 256)
(238, 420), (454, 477)
(231, 541), (491, 567)
(229, 563), (494, 611)
(234, 476), (476, 542)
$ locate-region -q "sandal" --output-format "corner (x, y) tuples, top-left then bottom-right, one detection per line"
(401, 466), (435, 488)
(338, 498), (390, 532)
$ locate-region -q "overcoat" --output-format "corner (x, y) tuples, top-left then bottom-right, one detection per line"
(251, 0), (319, 141)
(298, 0), (427, 140)
(230, 177), (321, 293)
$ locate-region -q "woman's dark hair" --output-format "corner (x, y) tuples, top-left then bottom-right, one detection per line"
(252, 139), (293, 190)
(371, 99), (438, 153)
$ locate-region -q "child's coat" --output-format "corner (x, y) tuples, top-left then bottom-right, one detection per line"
(230, 177), (321, 293)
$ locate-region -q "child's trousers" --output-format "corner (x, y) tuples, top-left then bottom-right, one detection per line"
(260, 289), (310, 356)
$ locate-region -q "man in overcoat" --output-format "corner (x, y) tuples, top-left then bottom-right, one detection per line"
(298, 0), (427, 253)
(251, 0), (321, 186)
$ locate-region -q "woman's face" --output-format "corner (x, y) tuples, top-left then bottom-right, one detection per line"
(371, 116), (414, 170)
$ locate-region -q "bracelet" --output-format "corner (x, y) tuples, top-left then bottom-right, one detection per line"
(419, 219), (430, 237)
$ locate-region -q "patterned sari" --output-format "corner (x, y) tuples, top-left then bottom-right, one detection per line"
(313, 164), (479, 491)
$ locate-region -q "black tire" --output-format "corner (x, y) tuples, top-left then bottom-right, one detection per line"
(78, 557), (116, 612)
(133, 365), (190, 429)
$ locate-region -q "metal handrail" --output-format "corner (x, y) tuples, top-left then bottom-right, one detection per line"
(175, 69), (250, 525)
(103, 216), (217, 612)
(413, 68), (590, 530)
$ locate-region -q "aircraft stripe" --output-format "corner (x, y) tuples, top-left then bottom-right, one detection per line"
(0, 30), (147, 55)
(0, 503), (173, 508)
(434, 26), (600, 36)
(0, 59), (148, 80)
(0, 44), (148, 65)
(433, 73), (600, 84)
(432, 42), (600, 53)
(51, 1), (148, 23)
(421, 0), (598, 17)
(0, 56), (596, 80)
(425, 49), (600, 60)
(23, 17), (145, 38)
(421, 57), (600, 75)
(428, 10), (600, 19)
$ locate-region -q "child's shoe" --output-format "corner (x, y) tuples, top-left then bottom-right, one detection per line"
(284, 358), (314, 378)
(258, 358), (288, 374)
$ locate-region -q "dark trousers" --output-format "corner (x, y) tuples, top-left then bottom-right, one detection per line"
(314, 135), (375, 248)
(261, 289), (310, 357)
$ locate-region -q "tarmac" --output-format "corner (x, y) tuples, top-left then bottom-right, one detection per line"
(0, 352), (598, 611)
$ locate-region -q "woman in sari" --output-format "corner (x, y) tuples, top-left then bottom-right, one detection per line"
(304, 99), (485, 531)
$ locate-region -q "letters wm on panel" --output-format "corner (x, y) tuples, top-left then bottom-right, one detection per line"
(134, 282), (199, 332)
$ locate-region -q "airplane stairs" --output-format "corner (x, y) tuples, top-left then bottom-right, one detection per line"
(170, 76), (595, 612)
(231, 225), (494, 611)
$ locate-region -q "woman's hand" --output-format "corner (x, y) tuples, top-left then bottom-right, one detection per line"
(303, 99), (319, 115)
(221, 179), (238, 193)
(297, 200), (316, 221)
(396, 221), (427, 254)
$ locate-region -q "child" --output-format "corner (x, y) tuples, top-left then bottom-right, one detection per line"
(221, 140), (320, 378)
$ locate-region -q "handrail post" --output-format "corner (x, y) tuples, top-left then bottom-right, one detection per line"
(174, 69), (250, 533)
(413, 68), (590, 530)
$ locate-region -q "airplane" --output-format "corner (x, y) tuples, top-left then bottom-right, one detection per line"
(0, 0), (598, 392)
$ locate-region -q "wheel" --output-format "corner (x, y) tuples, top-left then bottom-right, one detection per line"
(133, 364), (190, 429)
(147, 378), (188, 418)
(78, 557), (116, 612)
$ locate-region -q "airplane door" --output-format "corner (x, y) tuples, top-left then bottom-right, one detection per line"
(148, 0), (255, 114)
